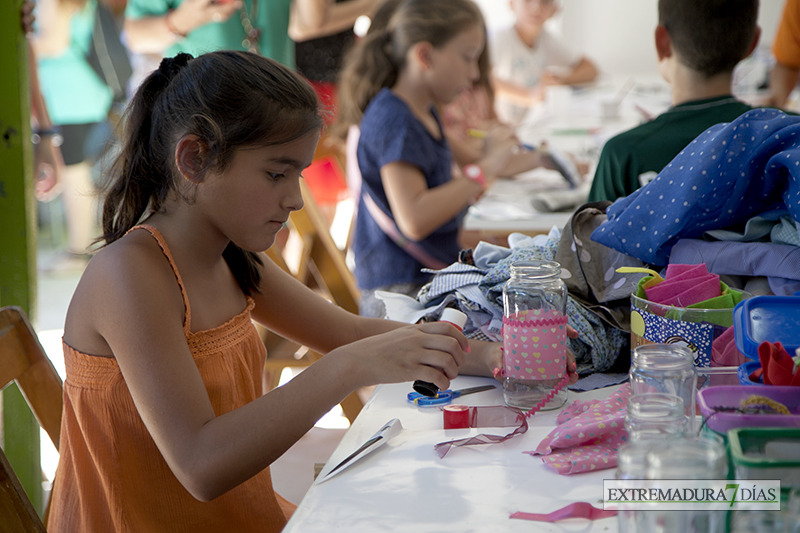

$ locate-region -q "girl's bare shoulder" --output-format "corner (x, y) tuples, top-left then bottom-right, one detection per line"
(64, 230), (185, 351)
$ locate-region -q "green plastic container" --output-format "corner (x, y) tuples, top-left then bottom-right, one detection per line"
(728, 428), (800, 491)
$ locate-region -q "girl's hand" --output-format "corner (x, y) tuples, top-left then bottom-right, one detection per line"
(334, 322), (469, 392)
(34, 136), (64, 202)
(477, 126), (519, 180)
(566, 324), (579, 384)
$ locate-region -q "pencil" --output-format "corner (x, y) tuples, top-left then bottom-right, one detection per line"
(467, 128), (536, 152)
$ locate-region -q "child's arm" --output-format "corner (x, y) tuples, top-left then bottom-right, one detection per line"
(251, 256), (501, 377)
(124, 0), (240, 55)
(76, 239), (470, 502)
(546, 56), (599, 86)
(448, 125), (555, 177)
(381, 132), (517, 241)
(289, 0), (379, 41)
(491, 75), (545, 108)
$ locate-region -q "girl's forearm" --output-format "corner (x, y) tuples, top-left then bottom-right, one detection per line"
(174, 352), (359, 501)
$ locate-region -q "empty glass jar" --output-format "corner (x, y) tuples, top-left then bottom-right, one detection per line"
(630, 344), (697, 432)
(643, 438), (729, 533)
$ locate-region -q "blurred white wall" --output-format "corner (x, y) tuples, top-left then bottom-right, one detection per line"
(473, 0), (786, 79)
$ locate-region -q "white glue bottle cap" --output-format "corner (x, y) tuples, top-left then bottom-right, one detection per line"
(439, 308), (467, 332)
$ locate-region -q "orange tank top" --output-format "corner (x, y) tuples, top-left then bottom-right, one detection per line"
(48, 225), (288, 533)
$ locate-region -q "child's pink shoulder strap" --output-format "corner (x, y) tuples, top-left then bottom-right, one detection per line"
(125, 224), (192, 334)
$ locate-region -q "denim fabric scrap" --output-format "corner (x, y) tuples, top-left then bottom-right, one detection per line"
(420, 263), (486, 302)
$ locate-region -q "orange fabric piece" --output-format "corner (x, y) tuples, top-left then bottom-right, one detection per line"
(774, 0), (800, 69)
(48, 225), (289, 533)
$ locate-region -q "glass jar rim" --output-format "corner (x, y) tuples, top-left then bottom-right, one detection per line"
(509, 260), (562, 277)
(632, 344), (694, 370)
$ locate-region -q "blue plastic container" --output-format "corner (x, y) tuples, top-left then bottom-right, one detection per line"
(732, 295), (800, 385)
(733, 295), (800, 359)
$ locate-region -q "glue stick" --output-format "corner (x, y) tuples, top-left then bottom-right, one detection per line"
(413, 308), (468, 397)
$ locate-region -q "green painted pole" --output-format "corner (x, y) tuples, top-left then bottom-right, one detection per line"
(0, 0), (43, 516)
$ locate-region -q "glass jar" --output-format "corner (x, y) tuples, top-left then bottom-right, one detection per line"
(630, 344), (697, 432)
(624, 393), (688, 443)
(501, 260), (568, 410)
(643, 438), (729, 533)
(616, 441), (658, 533)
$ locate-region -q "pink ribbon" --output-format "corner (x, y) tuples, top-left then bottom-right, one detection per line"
(510, 502), (617, 522)
(434, 405), (528, 458)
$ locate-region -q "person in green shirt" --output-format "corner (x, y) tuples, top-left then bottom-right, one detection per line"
(123, 0), (376, 70)
(588, 0), (760, 204)
(124, 0), (294, 67)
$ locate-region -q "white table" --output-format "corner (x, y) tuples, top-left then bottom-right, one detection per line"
(462, 76), (672, 239)
(284, 376), (622, 532)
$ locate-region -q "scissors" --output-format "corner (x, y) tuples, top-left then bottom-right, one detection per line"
(406, 384), (496, 407)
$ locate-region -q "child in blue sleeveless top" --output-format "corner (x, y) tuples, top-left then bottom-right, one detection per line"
(339, 0), (518, 317)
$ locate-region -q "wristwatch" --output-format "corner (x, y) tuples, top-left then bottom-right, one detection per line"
(462, 164), (486, 188)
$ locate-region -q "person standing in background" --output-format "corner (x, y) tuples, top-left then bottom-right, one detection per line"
(30, 0), (117, 265)
(23, 0), (65, 203)
(124, 0), (375, 71)
(290, 0), (381, 212)
(769, 0), (800, 109)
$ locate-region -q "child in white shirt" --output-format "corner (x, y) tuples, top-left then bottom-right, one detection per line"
(490, 0), (598, 123)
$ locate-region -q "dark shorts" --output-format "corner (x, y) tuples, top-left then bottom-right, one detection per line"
(59, 122), (111, 166)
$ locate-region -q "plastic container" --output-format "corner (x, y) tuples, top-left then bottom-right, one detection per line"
(733, 295), (800, 359)
(502, 261), (568, 410)
(697, 386), (800, 435)
(738, 360), (764, 386)
(630, 294), (745, 381)
(728, 428), (800, 489)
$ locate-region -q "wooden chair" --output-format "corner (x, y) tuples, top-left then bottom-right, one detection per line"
(0, 446), (47, 533)
(0, 306), (63, 451)
(287, 181), (360, 315)
(0, 306), (63, 532)
(260, 183), (365, 422)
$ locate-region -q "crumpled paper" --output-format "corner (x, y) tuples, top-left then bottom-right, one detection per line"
(525, 384), (631, 474)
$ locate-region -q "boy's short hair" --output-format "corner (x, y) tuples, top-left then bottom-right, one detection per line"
(658, 0), (758, 77)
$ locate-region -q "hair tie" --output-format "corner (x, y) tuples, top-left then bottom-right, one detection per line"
(157, 52), (194, 83)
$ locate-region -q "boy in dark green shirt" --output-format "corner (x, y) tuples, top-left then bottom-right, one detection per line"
(588, 0), (760, 203)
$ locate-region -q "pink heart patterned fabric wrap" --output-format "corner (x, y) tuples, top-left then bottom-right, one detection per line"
(502, 311), (568, 380)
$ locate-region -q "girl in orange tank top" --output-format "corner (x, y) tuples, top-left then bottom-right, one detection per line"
(50, 49), (508, 532)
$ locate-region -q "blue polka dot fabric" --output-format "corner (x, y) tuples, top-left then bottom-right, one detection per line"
(591, 108), (800, 265)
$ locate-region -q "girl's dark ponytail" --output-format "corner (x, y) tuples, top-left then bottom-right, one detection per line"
(101, 54), (195, 246)
(336, 29), (400, 136)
